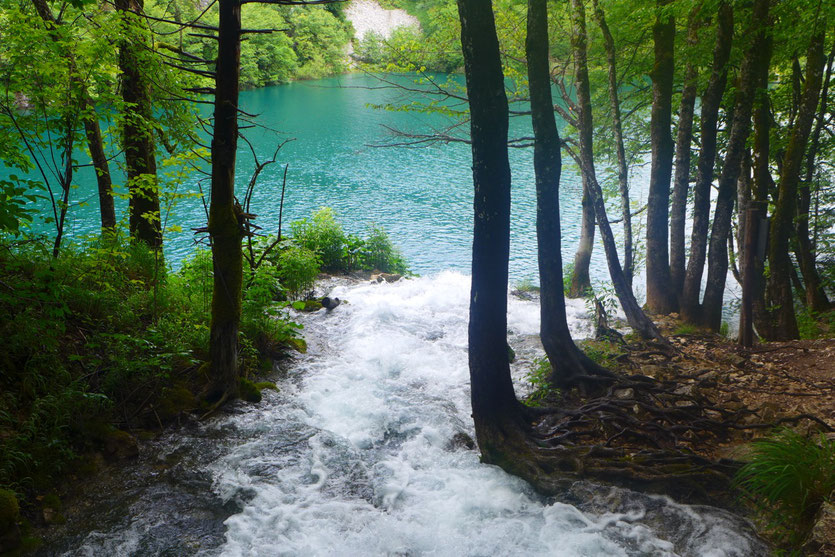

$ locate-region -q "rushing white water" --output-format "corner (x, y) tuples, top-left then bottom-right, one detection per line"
(54, 273), (766, 557)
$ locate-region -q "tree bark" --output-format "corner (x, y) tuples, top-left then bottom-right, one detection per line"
(766, 31), (826, 340)
(458, 0), (527, 463)
(591, 0), (632, 287)
(568, 176), (594, 298)
(528, 0), (611, 389)
(571, 0), (663, 342)
(116, 0), (162, 249)
(680, 1), (733, 324)
(207, 0), (244, 402)
(794, 42), (834, 313)
(669, 9), (700, 299)
(644, 0), (676, 315)
(701, 2), (771, 331)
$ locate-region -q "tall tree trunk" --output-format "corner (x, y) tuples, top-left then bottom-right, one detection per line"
(795, 42), (834, 313)
(31, 0), (116, 233)
(750, 33), (775, 340)
(207, 0), (243, 402)
(644, 0), (676, 315)
(528, 0), (611, 389)
(571, 0), (663, 342)
(568, 176), (594, 298)
(680, 1), (733, 323)
(591, 0), (632, 287)
(669, 9), (700, 299)
(117, 0), (162, 249)
(701, 1), (771, 331)
(766, 31), (826, 340)
(458, 0), (527, 464)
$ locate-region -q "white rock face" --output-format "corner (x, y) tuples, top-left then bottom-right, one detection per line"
(345, 0), (420, 41)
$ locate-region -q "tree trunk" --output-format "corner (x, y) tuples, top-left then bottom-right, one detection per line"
(207, 0), (244, 402)
(701, 3), (771, 331)
(750, 33), (775, 340)
(568, 176), (594, 298)
(766, 31), (826, 340)
(458, 0), (527, 463)
(571, 0), (663, 342)
(669, 10), (700, 299)
(680, 1), (733, 324)
(794, 42), (834, 313)
(116, 0), (162, 249)
(644, 0), (676, 315)
(31, 0), (116, 233)
(591, 0), (632, 287)
(528, 0), (611, 389)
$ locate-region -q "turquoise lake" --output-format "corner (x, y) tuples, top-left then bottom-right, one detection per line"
(27, 73), (637, 288)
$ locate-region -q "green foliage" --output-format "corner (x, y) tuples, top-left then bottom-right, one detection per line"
(276, 243), (321, 300)
(291, 207), (346, 272)
(522, 357), (559, 407)
(673, 323), (699, 336)
(357, 225), (408, 274)
(734, 429), (835, 547)
(719, 322), (730, 337)
(579, 340), (621, 367)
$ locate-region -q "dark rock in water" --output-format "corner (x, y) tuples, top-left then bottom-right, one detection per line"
(446, 432), (476, 451)
(322, 296), (341, 310)
(507, 343), (516, 363)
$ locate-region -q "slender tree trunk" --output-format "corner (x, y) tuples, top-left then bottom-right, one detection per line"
(458, 0), (527, 464)
(766, 31), (826, 340)
(701, 3), (771, 331)
(591, 0), (631, 286)
(571, 0), (663, 342)
(31, 0), (116, 233)
(568, 176), (594, 298)
(116, 0), (162, 249)
(680, 1), (733, 323)
(669, 10), (700, 299)
(207, 0), (243, 402)
(645, 0), (676, 315)
(528, 0), (611, 389)
(750, 34), (775, 339)
(795, 42), (834, 313)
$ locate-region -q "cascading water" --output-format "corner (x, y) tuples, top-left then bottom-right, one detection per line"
(42, 273), (767, 556)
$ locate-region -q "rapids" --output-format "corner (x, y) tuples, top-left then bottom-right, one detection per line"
(40, 273), (767, 557)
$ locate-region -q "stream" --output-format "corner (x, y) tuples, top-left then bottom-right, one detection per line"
(39, 273), (767, 556)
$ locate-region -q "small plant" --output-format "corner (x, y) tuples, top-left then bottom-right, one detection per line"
(514, 278), (540, 293)
(579, 340), (621, 366)
(276, 243), (321, 300)
(734, 429), (835, 547)
(719, 321), (730, 337)
(562, 262), (575, 296)
(523, 357), (559, 407)
(796, 307), (821, 339)
(359, 225), (408, 274)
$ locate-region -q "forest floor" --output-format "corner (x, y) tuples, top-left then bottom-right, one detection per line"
(583, 315), (835, 556)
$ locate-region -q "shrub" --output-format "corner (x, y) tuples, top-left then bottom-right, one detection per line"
(734, 429), (835, 547)
(358, 225), (408, 274)
(290, 207), (346, 272)
(522, 357), (559, 407)
(276, 243), (320, 299)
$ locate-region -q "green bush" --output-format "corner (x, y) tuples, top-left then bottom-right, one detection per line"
(276, 243), (320, 299)
(734, 429), (835, 547)
(522, 357), (559, 407)
(358, 225), (408, 274)
(290, 207), (346, 272)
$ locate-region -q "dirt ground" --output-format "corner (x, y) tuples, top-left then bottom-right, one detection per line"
(634, 319), (835, 555)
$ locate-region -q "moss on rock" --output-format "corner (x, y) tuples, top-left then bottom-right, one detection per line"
(239, 378), (262, 403)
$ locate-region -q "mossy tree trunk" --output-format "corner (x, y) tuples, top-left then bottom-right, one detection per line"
(457, 0), (528, 464)
(644, 0), (677, 315)
(207, 0), (243, 402)
(527, 0), (611, 388)
(766, 30), (826, 340)
(116, 0), (162, 249)
(568, 178), (594, 298)
(680, 1), (733, 324)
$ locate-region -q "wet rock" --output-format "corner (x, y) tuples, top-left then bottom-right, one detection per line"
(614, 388), (634, 400)
(373, 273), (402, 283)
(103, 429), (139, 461)
(806, 502), (835, 555)
(446, 432), (476, 451)
(239, 378), (263, 403)
(0, 489), (21, 553)
(322, 296), (341, 310)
